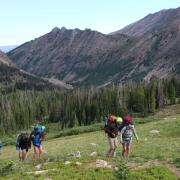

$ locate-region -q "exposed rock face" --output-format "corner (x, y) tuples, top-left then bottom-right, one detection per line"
(112, 7), (180, 82)
(8, 27), (130, 86)
(8, 7), (180, 86)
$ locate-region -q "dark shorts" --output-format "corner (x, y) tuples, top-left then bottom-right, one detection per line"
(33, 143), (41, 148)
(19, 143), (28, 152)
(122, 138), (132, 145)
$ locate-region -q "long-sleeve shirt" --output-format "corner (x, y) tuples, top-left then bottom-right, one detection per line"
(120, 124), (138, 142)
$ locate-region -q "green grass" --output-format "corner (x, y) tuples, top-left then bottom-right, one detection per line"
(46, 123), (102, 140)
(128, 166), (177, 180)
(0, 108), (180, 179)
(173, 158), (180, 168)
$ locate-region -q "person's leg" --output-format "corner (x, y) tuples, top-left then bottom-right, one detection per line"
(38, 145), (43, 160)
(19, 150), (22, 161)
(33, 146), (38, 160)
(122, 143), (126, 157)
(107, 137), (113, 156)
(126, 144), (131, 157)
(112, 138), (118, 157)
(25, 148), (29, 160)
(22, 149), (27, 161)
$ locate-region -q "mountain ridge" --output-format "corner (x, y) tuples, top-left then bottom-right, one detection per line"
(110, 7), (180, 37)
(8, 7), (180, 87)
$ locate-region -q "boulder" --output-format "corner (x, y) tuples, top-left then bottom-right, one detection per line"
(75, 162), (82, 166)
(96, 159), (108, 168)
(90, 143), (98, 147)
(149, 130), (160, 134)
(90, 152), (97, 157)
(64, 161), (71, 165)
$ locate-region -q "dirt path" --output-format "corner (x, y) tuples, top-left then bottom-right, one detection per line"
(80, 159), (180, 179)
(127, 160), (180, 179)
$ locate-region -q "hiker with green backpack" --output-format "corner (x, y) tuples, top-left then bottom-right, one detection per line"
(16, 131), (31, 161)
(116, 116), (124, 132)
(120, 115), (138, 157)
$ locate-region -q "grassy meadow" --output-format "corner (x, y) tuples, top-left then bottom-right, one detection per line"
(0, 105), (180, 179)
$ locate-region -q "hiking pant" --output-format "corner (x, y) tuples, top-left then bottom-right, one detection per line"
(107, 136), (118, 157)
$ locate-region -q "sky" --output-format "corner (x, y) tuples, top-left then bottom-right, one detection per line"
(0, 0), (179, 46)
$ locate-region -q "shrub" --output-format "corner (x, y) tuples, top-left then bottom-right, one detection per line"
(115, 160), (129, 180)
(54, 123), (101, 138)
(173, 157), (180, 168)
(0, 161), (14, 176)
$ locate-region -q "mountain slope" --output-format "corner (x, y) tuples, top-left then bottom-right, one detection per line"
(8, 8), (180, 86)
(111, 7), (180, 81)
(0, 51), (13, 66)
(0, 51), (68, 92)
(111, 8), (180, 37)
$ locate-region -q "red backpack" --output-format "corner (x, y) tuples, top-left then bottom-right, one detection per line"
(40, 132), (46, 141)
(123, 115), (132, 124)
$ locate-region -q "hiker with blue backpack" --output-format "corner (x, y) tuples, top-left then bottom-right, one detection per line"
(30, 124), (46, 161)
(120, 115), (138, 157)
(0, 141), (3, 153)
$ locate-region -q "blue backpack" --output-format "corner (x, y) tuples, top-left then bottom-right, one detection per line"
(33, 125), (46, 143)
(0, 143), (3, 150)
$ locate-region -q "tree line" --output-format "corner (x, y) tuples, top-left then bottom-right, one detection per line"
(0, 78), (179, 135)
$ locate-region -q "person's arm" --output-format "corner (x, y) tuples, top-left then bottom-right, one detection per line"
(104, 126), (116, 138)
(104, 126), (111, 135)
(30, 131), (34, 142)
(132, 126), (139, 142)
(16, 135), (20, 146)
(28, 136), (31, 149)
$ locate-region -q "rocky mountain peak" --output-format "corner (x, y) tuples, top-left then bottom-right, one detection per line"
(51, 27), (60, 33)
(7, 7), (180, 86)
(60, 26), (67, 32)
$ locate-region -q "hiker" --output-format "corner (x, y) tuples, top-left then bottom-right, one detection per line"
(16, 131), (31, 161)
(0, 141), (3, 154)
(116, 116), (124, 132)
(102, 116), (108, 126)
(104, 115), (119, 157)
(120, 115), (138, 157)
(30, 124), (46, 161)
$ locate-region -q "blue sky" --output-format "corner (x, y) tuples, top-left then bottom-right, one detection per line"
(0, 0), (179, 46)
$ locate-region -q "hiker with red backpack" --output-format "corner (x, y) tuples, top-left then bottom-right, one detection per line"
(120, 115), (138, 157)
(104, 115), (119, 157)
(30, 124), (46, 161)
